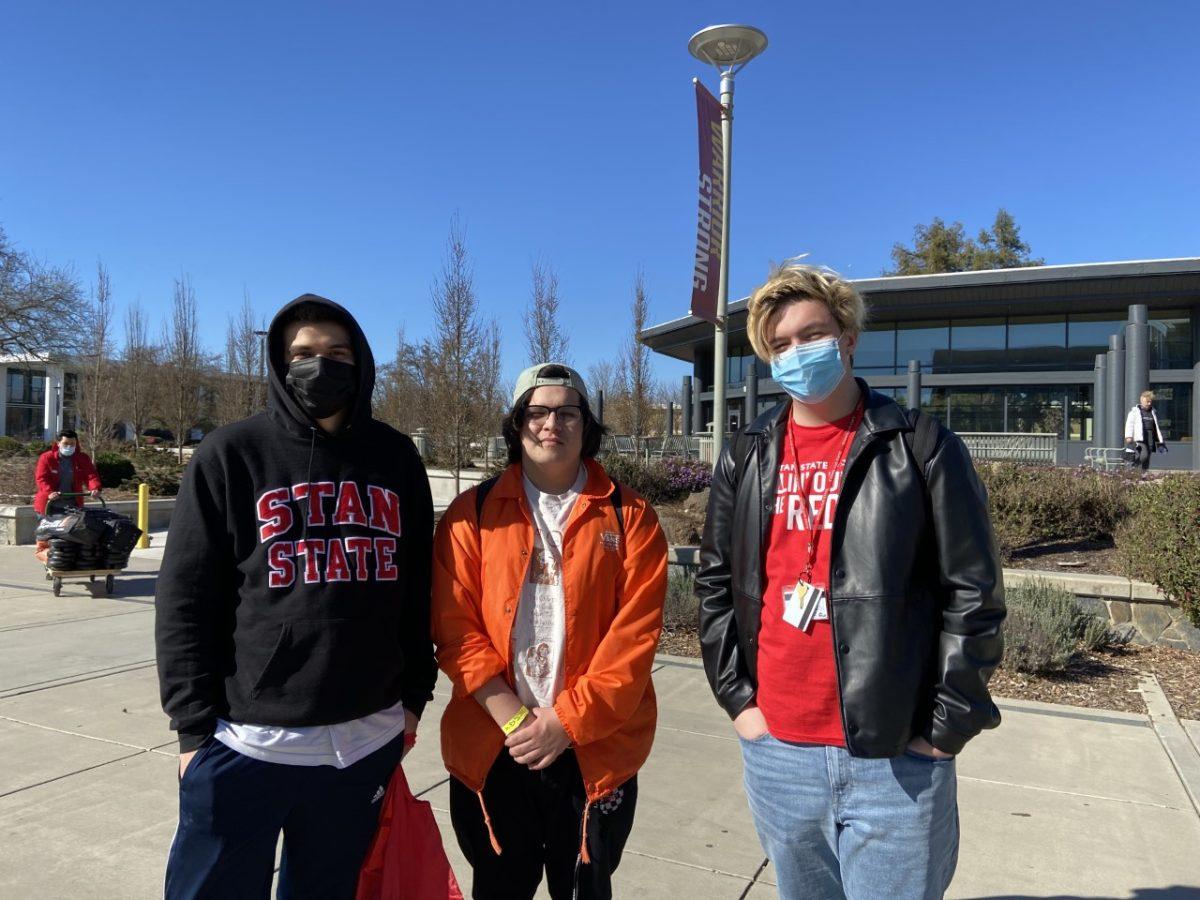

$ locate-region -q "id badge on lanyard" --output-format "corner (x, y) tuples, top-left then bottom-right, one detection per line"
(782, 580), (828, 631)
(779, 399), (862, 633)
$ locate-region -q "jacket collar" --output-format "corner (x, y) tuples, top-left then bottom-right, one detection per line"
(490, 458), (613, 501)
(744, 378), (910, 437)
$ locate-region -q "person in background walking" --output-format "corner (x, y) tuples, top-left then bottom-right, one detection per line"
(1125, 390), (1167, 471)
(33, 429), (101, 516)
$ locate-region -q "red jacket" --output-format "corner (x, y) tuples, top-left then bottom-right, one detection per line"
(33, 447), (102, 514)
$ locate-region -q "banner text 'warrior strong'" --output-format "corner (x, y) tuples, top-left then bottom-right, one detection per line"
(691, 81), (725, 325)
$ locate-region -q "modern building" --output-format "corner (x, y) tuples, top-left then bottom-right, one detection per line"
(0, 357), (82, 442)
(641, 258), (1200, 468)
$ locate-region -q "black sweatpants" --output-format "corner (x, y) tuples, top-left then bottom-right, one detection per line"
(449, 750), (637, 900)
(165, 733), (404, 900)
(1133, 441), (1154, 470)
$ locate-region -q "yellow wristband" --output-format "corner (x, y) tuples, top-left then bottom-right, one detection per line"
(501, 706), (530, 736)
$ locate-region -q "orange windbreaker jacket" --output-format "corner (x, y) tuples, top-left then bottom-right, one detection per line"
(432, 460), (667, 815)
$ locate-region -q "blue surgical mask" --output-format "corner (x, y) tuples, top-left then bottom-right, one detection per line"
(771, 337), (846, 405)
(59, 444), (76, 457)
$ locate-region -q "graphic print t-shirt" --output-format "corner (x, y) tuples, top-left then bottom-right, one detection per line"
(756, 410), (858, 746)
(511, 467), (586, 709)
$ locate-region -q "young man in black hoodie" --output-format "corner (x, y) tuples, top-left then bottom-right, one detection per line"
(156, 295), (437, 900)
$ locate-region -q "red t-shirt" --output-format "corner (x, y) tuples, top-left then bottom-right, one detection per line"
(756, 409), (858, 746)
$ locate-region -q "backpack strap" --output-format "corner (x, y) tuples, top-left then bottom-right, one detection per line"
(610, 482), (625, 536)
(474, 472), (625, 537)
(474, 475), (501, 526)
(902, 408), (940, 486)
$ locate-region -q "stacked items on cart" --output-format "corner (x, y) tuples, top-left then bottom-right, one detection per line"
(34, 506), (143, 571)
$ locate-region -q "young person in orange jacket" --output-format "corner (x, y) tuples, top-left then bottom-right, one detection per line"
(432, 363), (667, 900)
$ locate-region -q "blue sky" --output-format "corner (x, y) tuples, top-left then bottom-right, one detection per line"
(3, 1), (1198, 390)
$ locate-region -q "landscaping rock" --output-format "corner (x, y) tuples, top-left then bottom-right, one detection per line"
(1106, 600), (1132, 624)
(683, 488), (710, 513)
(1131, 603), (1174, 643)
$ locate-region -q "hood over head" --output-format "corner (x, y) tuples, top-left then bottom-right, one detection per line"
(266, 294), (376, 438)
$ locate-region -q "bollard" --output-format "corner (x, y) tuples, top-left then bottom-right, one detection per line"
(137, 482), (150, 549)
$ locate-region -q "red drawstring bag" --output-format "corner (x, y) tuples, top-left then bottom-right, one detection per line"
(356, 764), (464, 900)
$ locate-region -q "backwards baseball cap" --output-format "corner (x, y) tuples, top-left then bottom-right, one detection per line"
(512, 363), (590, 406)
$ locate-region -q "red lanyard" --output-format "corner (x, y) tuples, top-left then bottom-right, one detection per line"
(784, 399), (864, 584)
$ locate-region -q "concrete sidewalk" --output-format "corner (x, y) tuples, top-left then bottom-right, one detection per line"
(1, 543), (1198, 899)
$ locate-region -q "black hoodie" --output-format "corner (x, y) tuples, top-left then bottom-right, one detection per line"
(155, 295), (436, 752)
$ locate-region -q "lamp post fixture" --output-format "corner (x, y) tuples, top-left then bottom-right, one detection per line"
(254, 330), (268, 409)
(688, 23), (767, 460)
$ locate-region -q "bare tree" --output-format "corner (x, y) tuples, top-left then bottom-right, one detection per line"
(620, 271), (653, 437)
(374, 326), (431, 436)
(522, 259), (569, 365)
(427, 217), (490, 492)
(586, 359), (618, 427)
(78, 262), (118, 451)
(162, 275), (206, 462)
(217, 291), (263, 425)
(118, 301), (158, 448)
(0, 225), (89, 357)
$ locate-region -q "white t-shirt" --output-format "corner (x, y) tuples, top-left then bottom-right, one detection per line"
(213, 697), (408, 768)
(511, 467), (586, 710)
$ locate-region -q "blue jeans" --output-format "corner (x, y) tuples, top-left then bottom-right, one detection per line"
(739, 733), (958, 900)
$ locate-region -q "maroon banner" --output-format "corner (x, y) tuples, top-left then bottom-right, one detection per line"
(690, 81), (725, 324)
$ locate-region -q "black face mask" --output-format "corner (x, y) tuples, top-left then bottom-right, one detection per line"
(286, 356), (357, 420)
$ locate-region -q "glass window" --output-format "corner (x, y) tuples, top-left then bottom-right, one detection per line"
(918, 387), (949, 423)
(726, 351), (743, 385)
(1150, 383), (1192, 442)
(1006, 387), (1067, 437)
(948, 388), (1006, 433)
(755, 356), (771, 380)
(4, 406), (42, 441)
(855, 325), (896, 373)
(897, 321), (950, 374)
(6, 370), (25, 404)
(1149, 310), (1192, 370)
(950, 318), (1006, 372)
(1008, 316), (1067, 370)
(1067, 385), (1093, 441)
(1068, 312), (1126, 370)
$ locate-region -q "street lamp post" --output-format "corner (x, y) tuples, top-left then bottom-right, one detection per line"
(688, 24), (767, 461)
(254, 330), (268, 409)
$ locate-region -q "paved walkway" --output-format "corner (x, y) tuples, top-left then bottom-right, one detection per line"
(1, 541), (1198, 899)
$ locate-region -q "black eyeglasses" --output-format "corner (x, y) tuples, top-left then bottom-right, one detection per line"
(525, 405), (582, 427)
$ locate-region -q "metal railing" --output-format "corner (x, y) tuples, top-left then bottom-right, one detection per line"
(599, 434), (714, 462)
(957, 432), (1059, 465)
(1084, 447), (1130, 471)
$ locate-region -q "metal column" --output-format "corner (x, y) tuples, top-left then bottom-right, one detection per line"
(1125, 305), (1150, 414)
(906, 360), (922, 411)
(1106, 333), (1125, 448)
(596, 389), (605, 426)
(1194, 362), (1200, 471)
(681, 376), (693, 436)
(745, 365), (758, 426)
(1093, 354), (1107, 446)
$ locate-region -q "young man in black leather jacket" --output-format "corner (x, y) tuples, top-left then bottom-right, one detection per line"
(697, 262), (1005, 900)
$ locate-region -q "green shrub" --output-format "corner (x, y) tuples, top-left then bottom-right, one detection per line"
(93, 452), (136, 488)
(978, 463), (1133, 559)
(1002, 578), (1110, 674)
(663, 568), (698, 632)
(599, 455), (695, 504)
(121, 468), (181, 497)
(1116, 474), (1200, 629)
(0, 436), (25, 457)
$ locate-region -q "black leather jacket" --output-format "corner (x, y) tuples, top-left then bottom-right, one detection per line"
(697, 382), (1005, 757)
